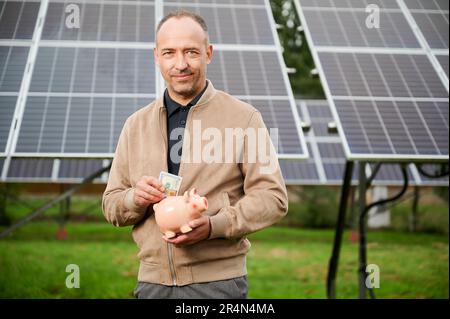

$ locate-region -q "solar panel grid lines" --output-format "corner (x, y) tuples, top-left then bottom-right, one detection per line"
(0, 0), (40, 40)
(3, 157), (108, 183)
(42, 0), (155, 43)
(260, 0), (308, 159)
(0, 0), (49, 182)
(435, 54), (449, 78)
(294, 0), (449, 162)
(279, 100), (448, 186)
(161, 0), (308, 158)
(397, 0), (449, 92)
(0, 0), (308, 184)
(10, 1), (162, 157)
(297, 99), (327, 183)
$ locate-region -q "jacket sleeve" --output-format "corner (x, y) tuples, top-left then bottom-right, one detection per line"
(208, 111), (288, 239)
(102, 118), (147, 227)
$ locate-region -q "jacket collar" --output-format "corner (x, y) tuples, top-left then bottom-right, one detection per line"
(156, 79), (217, 110)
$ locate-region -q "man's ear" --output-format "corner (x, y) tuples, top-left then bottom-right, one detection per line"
(153, 47), (159, 67)
(206, 44), (213, 65)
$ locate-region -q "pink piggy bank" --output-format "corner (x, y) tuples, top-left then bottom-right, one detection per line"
(153, 188), (208, 239)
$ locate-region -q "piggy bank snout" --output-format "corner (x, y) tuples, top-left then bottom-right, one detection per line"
(191, 196), (208, 210)
(201, 197), (208, 210)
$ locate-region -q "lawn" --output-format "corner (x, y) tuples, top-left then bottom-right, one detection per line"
(0, 221), (448, 298)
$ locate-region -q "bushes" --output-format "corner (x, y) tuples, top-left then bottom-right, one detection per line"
(282, 186), (449, 234)
(280, 186), (340, 228)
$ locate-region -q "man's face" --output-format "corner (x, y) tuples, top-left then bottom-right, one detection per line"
(154, 17), (213, 102)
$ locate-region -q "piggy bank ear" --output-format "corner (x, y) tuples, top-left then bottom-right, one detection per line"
(183, 191), (189, 203)
(189, 188), (198, 197)
(153, 203), (158, 210)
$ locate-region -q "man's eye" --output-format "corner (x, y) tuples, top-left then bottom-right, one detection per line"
(187, 51), (198, 56)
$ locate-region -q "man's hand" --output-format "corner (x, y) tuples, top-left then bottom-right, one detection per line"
(163, 216), (211, 246)
(134, 175), (165, 209)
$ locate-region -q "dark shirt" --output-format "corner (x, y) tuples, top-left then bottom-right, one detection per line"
(164, 81), (208, 175)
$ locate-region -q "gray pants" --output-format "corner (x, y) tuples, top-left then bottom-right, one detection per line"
(133, 276), (248, 299)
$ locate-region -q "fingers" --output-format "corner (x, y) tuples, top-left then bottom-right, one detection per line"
(188, 216), (209, 229)
(144, 176), (165, 193)
(163, 218), (211, 246)
(135, 189), (162, 203)
(135, 176), (166, 205)
(164, 233), (189, 245)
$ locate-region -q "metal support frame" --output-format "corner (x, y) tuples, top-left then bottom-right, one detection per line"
(410, 186), (419, 233)
(0, 162), (111, 239)
(358, 163), (409, 299)
(58, 184), (71, 228)
(326, 160), (448, 299)
(327, 160), (354, 299)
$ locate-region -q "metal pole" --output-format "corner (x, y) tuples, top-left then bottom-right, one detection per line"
(327, 160), (354, 299)
(0, 184), (9, 226)
(410, 186), (419, 232)
(358, 161), (368, 299)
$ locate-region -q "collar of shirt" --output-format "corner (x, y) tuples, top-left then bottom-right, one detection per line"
(164, 81), (209, 118)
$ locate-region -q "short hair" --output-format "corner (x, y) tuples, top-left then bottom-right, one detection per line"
(156, 10), (209, 42)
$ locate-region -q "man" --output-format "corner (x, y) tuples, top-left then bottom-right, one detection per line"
(102, 10), (288, 299)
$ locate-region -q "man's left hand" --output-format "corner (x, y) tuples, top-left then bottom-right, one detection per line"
(163, 216), (211, 246)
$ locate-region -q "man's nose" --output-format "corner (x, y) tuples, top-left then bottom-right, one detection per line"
(175, 53), (188, 70)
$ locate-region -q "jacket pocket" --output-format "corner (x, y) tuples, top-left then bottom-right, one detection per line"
(132, 217), (162, 264)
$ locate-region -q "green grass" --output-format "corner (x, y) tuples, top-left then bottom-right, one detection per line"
(0, 222), (448, 298)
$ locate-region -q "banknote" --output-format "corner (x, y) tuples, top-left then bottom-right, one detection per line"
(159, 171), (182, 196)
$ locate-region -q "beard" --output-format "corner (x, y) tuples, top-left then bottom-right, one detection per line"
(167, 70), (203, 99)
(172, 81), (198, 98)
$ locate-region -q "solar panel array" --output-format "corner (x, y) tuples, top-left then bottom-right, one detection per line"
(295, 0), (449, 162)
(0, 0), (307, 182)
(6, 99), (444, 185)
(279, 100), (448, 186)
(2, 158), (108, 183)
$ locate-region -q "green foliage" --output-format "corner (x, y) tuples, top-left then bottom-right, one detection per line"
(280, 187), (340, 228)
(390, 200), (449, 234)
(434, 186), (449, 203)
(270, 0), (325, 98)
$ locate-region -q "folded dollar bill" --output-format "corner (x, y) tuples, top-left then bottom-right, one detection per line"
(159, 171), (182, 196)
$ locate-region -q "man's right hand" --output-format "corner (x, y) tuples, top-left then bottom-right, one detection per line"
(134, 176), (166, 209)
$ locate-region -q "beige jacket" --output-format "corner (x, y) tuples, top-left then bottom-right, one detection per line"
(102, 81), (288, 286)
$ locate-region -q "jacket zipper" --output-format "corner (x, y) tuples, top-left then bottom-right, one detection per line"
(167, 243), (177, 286)
(160, 107), (178, 286)
(177, 107), (196, 177)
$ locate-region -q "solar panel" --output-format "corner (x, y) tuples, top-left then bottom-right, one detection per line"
(16, 96), (150, 155)
(161, 1), (306, 158)
(404, 0), (448, 10)
(58, 159), (105, 179)
(318, 52), (447, 98)
(295, 0), (449, 162)
(0, 45), (29, 156)
(296, 0), (399, 9)
(42, 1), (155, 42)
(436, 54), (449, 78)
(7, 158), (53, 179)
(164, 0), (266, 5)
(0, 0), (40, 40)
(301, 9), (420, 48)
(4, 158), (107, 183)
(410, 12), (448, 49)
(0, 46), (29, 92)
(0, 96), (18, 155)
(0, 0), (307, 181)
(280, 100), (448, 186)
(30, 47), (155, 94)
(163, 3), (273, 45)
